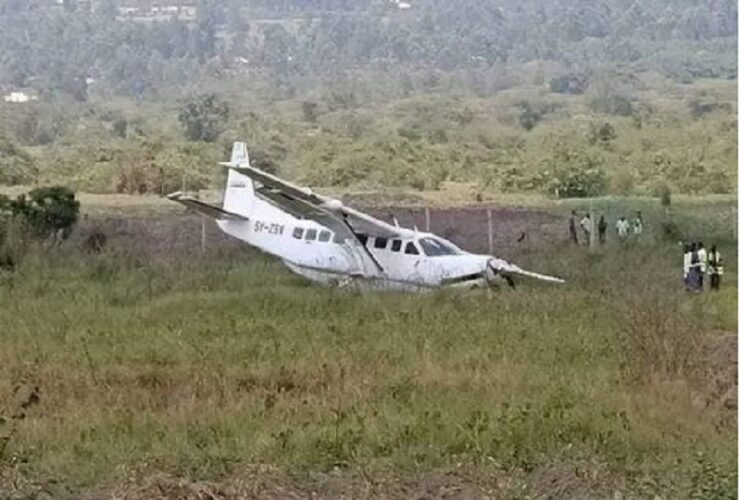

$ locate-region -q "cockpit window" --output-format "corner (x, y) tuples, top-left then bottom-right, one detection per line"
(391, 239), (402, 252)
(357, 234), (368, 245)
(418, 237), (459, 257)
(405, 242), (419, 255)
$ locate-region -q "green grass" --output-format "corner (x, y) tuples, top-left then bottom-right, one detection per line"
(0, 200), (737, 498)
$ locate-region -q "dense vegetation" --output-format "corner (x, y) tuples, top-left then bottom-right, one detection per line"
(0, 197), (736, 498)
(0, 0), (736, 197)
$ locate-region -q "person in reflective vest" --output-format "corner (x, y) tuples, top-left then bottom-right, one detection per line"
(633, 211), (643, 237)
(707, 245), (723, 291)
(697, 242), (707, 289)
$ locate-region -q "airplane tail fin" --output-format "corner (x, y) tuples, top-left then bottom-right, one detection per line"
(222, 141), (256, 216)
(230, 141), (249, 166)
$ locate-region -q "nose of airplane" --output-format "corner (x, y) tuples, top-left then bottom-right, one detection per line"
(484, 257), (516, 288)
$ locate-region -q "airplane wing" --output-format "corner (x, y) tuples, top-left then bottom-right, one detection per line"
(222, 164), (389, 276)
(225, 164), (401, 240)
(168, 192), (248, 221)
(487, 257), (565, 284)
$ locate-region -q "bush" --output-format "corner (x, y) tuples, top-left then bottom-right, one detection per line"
(655, 183), (672, 208)
(661, 221), (681, 241)
(549, 74), (588, 94)
(9, 186), (80, 240)
(610, 170), (634, 195)
(538, 147), (607, 198)
(0, 136), (36, 185)
(587, 122), (617, 146)
(301, 101), (319, 123)
(112, 118), (128, 138)
(178, 94), (230, 142)
(516, 100), (559, 131)
(555, 167), (607, 198)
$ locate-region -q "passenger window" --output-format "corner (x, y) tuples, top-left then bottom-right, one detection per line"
(292, 227), (304, 239)
(318, 230), (331, 242)
(374, 237), (388, 249)
(305, 229), (317, 241)
(357, 234), (368, 245)
(405, 242), (419, 255)
(391, 239), (402, 252)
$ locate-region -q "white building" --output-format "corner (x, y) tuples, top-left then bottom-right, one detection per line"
(3, 92), (37, 103)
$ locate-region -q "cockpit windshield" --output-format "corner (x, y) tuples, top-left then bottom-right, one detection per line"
(418, 237), (460, 257)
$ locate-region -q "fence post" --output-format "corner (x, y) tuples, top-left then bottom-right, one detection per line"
(200, 216), (207, 253)
(425, 207), (431, 231)
(733, 206), (737, 241)
(487, 209), (493, 254)
(589, 202), (596, 251)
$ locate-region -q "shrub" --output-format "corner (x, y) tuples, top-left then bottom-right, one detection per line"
(655, 183), (671, 208)
(587, 122), (617, 146)
(0, 136), (36, 185)
(178, 94), (230, 142)
(112, 118), (128, 138)
(516, 100), (559, 131)
(615, 285), (706, 383)
(549, 74), (588, 94)
(301, 101), (319, 123)
(661, 221), (681, 241)
(9, 186), (80, 240)
(610, 170), (634, 195)
(554, 167), (607, 198)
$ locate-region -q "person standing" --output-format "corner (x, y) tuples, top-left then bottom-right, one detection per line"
(683, 243), (691, 289)
(616, 216), (630, 241)
(697, 242), (707, 289)
(633, 211), (643, 237)
(597, 216), (607, 244)
(579, 213), (592, 243)
(569, 210), (578, 244)
(686, 243), (702, 292)
(707, 244), (723, 290)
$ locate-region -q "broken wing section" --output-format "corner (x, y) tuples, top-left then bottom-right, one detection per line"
(168, 192), (249, 221)
(486, 257), (565, 284)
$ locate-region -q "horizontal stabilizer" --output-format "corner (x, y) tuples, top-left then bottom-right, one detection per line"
(168, 192), (248, 221)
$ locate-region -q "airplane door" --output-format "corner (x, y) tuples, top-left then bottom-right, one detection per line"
(402, 241), (442, 286)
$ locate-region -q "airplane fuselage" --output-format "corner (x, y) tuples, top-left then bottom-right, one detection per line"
(217, 215), (492, 291)
(169, 141), (563, 290)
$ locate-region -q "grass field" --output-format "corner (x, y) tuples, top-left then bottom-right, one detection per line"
(0, 195), (736, 499)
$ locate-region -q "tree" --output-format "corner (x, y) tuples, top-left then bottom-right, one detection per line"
(7, 186), (80, 240)
(0, 136), (36, 185)
(177, 94), (230, 142)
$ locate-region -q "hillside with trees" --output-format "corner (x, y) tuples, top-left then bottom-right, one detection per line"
(0, 0), (736, 197)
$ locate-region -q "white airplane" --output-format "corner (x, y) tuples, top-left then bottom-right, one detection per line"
(168, 142), (564, 291)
